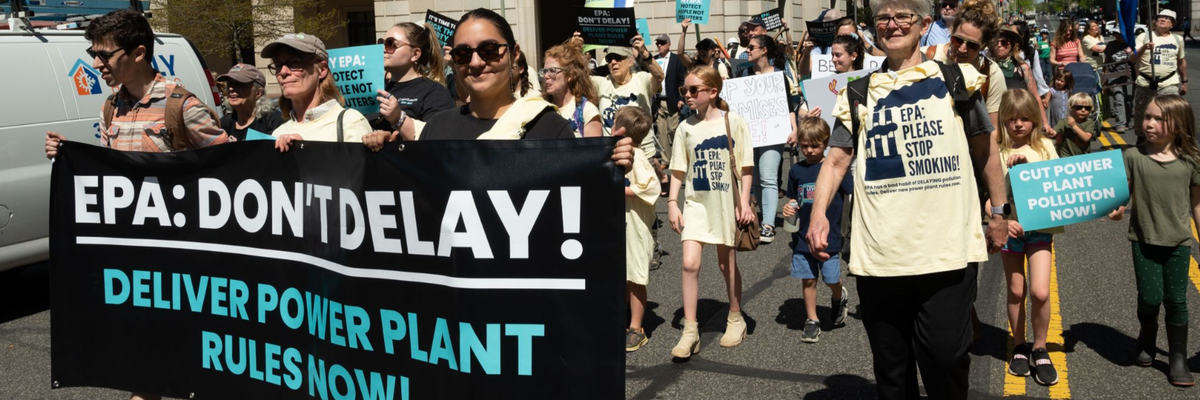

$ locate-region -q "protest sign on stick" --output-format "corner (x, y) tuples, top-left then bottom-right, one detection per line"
(800, 69), (874, 129)
(327, 45), (385, 116)
(425, 10), (458, 47)
(806, 19), (841, 47)
(1009, 150), (1130, 231)
(576, 7), (638, 46)
(721, 72), (790, 147)
(636, 18), (652, 43)
(809, 54), (885, 79)
(675, 0), (711, 24)
(50, 139), (626, 399)
(758, 8), (784, 31)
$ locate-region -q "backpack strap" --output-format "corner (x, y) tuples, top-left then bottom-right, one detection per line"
(165, 86), (213, 151)
(337, 109), (349, 142)
(846, 72), (872, 140)
(935, 62), (977, 135)
(978, 57), (992, 100)
(100, 93), (117, 147)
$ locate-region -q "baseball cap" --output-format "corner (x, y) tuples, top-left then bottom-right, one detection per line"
(747, 15), (765, 26)
(261, 33), (328, 60)
(1157, 9), (1177, 20)
(604, 46), (634, 60)
(696, 38), (718, 50)
(822, 9), (845, 22)
(217, 63), (266, 86)
(655, 34), (670, 43)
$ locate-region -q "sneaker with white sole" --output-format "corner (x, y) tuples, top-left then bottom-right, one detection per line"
(1007, 343), (1031, 376)
(1031, 347), (1059, 385)
(800, 319), (821, 343)
(830, 287), (849, 326)
(626, 328), (648, 352)
(760, 224), (775, 243)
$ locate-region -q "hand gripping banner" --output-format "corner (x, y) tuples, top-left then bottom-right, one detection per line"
(49, 139), (625, 399)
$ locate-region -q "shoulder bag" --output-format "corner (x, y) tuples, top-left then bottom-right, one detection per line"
(723, 112), (760, 251)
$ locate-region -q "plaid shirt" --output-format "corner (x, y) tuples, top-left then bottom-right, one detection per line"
(101, 74), (232, 151)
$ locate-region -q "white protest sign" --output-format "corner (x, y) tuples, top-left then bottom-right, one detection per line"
(721, 72), (790, 147)
(809, 53), (885, 79)
(800, 69), (874, 129)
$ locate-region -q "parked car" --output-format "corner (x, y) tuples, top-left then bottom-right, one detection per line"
(1105, 20), (1148, 37)
(0, 23), (221, 272)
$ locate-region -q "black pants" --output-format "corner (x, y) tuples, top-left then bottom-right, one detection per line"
(857, 264), (977, 400)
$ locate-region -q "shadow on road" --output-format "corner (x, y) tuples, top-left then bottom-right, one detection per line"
(638, 301), (668, 338)
(670, 298), (758, 335)
(1063, 322), (1136, 367)
(800, 374), (876, 399)
(775, 298), (857, 331)
(0, 262), (50, 323)
(970, 321), (1011, 362)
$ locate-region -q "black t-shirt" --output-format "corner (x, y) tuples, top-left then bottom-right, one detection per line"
(366, 77), (456, 130)
(219, 110), (284, 141)
(420, 104), (575, 140)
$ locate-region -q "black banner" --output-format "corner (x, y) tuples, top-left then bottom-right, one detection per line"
(576, 7), (637, 46)
(49, 139), (625, 399)
(425, 10), (458, 47)
(758, 8), (784, 31)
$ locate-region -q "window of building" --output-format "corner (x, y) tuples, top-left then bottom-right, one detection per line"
(347, 11), (375, 47)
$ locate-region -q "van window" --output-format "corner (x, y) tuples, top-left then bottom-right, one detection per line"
(0, 44), (68, 126)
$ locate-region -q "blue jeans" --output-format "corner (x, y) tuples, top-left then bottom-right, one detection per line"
(754, 144), (784, 227)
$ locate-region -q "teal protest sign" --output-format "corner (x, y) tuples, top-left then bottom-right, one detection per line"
(245, 128), (274, 141)
(327, 44), (384, 115)
(636, 18), (651, 43)
(1010, 150), (1129, 231)
(675, 0), (710, 24)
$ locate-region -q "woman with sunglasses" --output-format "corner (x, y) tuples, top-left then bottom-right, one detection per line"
(1049, 19), (1083, 70)
(370, 22), (455, 138)
(401, 5), (634, 176)
(993, 26), (1055, 136)
(737, 34), (799, 243)
(264, 33), (376, 151)
(677, 19), (734, 79)
(667, 65), (755, 358)
(542, 40), (602, 138)
(925, 0), (1006, 130)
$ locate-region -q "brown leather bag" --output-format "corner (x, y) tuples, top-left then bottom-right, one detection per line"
(723, 112), (760, 251)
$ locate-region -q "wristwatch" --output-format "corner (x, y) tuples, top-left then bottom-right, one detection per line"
(990, 203), (1011, 217)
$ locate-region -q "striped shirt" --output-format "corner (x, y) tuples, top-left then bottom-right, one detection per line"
(101, 74), (232, 152)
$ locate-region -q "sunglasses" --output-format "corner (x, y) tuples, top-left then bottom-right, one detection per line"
(1071, 105), (1093, 111)
(655, 40), (669, 46)
(86, 46), (127, 63)
(383, 37), (412, 54)
(997, 39), (1013, 47)
(950, 35), (983, 52)
(267, 57), (309, 75)
(449, 41), (511, 65)
(679, 85), (710, 97)
(941, 2), (958, 9)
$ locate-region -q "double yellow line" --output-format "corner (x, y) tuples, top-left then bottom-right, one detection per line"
(1094, 121), (1128, 149)
(1002, 244), (1071, 398)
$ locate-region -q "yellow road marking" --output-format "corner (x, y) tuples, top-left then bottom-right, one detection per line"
(1002, 245), (1071, 398)
(1191, 222), (1200, 296)
(1047, 244), (1071, 399)
(1096, 131), (1113, 148)
(1100, 121), (1127, 147)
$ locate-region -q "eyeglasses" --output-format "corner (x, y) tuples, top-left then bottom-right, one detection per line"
(267, 57), (309, 75)
(1071, 105), (1093, 111)
(383, 37), (412, 54)
(874, 13), (919, 29)
(679, 85), (710, 97)
(997, 39), (1013, 47)
(86, 46), (126, 63)
(539, 66), (564, 77)
(950, 35), (983, 52)
(449, 41), (511, 65)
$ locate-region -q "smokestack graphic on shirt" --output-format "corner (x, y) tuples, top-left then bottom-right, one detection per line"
(863, 77), (950, 182)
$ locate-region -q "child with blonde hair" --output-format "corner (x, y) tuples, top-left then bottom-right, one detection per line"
(1052, 92), (1098, 157)
(1110, 95), (1200, 387)
(993, 89), (1062, 386)
(616, 107), (659, 352)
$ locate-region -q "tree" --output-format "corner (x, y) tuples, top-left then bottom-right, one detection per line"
(150, 0), (339, 64)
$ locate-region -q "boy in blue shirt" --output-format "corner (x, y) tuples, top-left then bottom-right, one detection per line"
(782, 117), (853, 343)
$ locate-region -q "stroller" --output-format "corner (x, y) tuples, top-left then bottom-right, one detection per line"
(1063, 62), (1103, 125)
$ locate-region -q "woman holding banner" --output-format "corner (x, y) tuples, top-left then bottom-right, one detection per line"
(738, 34), (799, 243)
(370, 22), (455, 137)
(264, 33), (376, 150)
(543, 40), (603, 138)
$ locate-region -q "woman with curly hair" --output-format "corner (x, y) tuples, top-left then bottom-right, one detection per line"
(925, 0), (1007, 129)
(543, 41), (602, 137)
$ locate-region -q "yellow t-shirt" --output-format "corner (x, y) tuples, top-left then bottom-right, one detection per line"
(1000, 137), (1065, 234)
(668, 111), (755, 246)
(1134, 32), (1186, 87)
(929, 43), (1008, 114)
(557, 97), (601, 138)
(625, 148), (659, 285)
(594, 72), (658, 155)
(832, 60), (989, 277)
(1082, 35), (1105, 70)
(274, 100), (372, 143)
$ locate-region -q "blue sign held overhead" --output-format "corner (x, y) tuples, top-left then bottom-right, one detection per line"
(636, 18), (651, 43)
(326, 45), (385, 116)
(1009, 150), (1130, 232)
(675, 0), (711, 24)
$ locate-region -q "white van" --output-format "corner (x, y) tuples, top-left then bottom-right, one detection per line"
(0, 21), (221, 272)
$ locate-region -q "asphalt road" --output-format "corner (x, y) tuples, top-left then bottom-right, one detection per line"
(3, 17), (1200, 400)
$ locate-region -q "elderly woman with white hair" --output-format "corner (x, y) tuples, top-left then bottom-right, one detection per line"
(217, 63), (283, 140)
